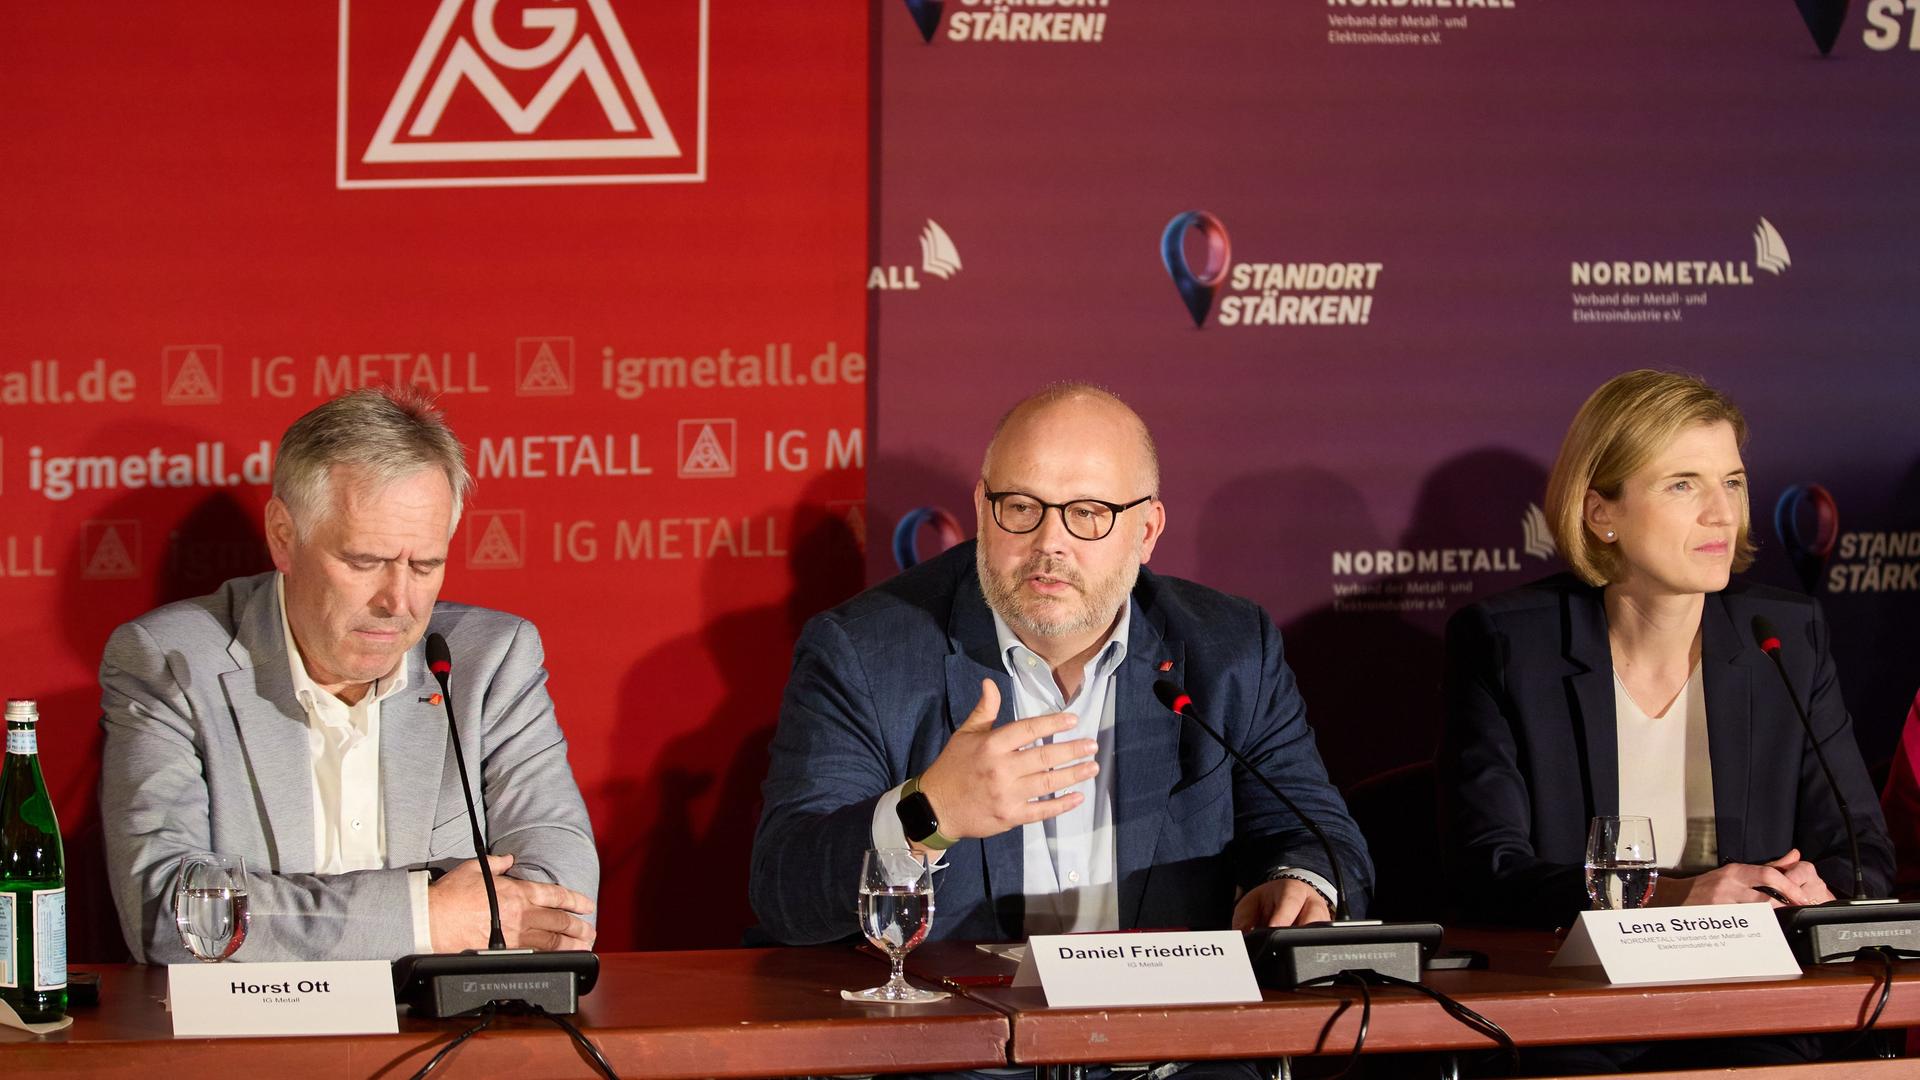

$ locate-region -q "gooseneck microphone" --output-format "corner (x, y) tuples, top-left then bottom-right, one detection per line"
(1152, 678), (1441, 987)
(1749, 613), (1920, 964)
(1750, 615), (1867, 900)
(427, 632), (506, 951)
(391, 632), (601, 1017)
(1154, 679), (1352, 920)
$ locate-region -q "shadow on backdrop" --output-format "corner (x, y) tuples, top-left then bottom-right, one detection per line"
(603, 479), (865, 949)
(56, 466), (269, 963)
(1203, 450), (1549, 921)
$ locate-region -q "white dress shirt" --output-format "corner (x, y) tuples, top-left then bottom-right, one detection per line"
(276, 575), (434, 951)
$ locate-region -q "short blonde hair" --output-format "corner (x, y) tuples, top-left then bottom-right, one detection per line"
(1544, 369), (1755, 586)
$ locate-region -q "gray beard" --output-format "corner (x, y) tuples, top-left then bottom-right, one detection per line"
(978, 545), (1139, 642)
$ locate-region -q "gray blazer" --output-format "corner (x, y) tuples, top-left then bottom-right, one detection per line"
(99, 572), (598, 962)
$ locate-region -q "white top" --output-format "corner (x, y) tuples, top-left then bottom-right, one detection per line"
(1614, 663), (1718, 873)
(276, 575), (434, 951)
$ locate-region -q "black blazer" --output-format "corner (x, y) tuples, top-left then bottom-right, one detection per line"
(1438, 573), (1893, 928)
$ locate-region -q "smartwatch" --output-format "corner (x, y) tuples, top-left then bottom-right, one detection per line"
(895, 775), (957, 850)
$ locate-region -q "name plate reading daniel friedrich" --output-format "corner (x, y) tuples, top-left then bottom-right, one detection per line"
(169, 960), (399, 1037)
(1017, 930), (1260, 1007)
(1551, 902), (1800, 986)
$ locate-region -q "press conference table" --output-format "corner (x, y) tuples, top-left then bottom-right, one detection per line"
(10, 934), (1920, 1078)
(0, 948), (1010, 1078)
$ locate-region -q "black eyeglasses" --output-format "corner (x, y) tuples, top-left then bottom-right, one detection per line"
(983, 488), (1154, 541)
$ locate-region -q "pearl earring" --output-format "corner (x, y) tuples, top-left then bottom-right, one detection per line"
(1604, 530), (1616, 541)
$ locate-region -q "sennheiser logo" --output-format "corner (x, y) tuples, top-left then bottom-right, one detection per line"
(339, 0), (709, 189)
(460, 977), (559, 993)
(1838, 926), (1917, 941)
(1313, 949), (1399, 963)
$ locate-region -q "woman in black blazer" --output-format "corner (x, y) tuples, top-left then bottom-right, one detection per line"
(1438, 370), (1894, 1072)
(1439, 369), (1892, 928)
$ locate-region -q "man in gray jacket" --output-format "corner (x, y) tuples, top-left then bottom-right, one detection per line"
(100, 387), (598, 963)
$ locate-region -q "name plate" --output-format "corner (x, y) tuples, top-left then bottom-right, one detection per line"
(169, 960), (399, 1036)
(1017, 931), (1260, 1007)
(1551, 902), (1801, 986)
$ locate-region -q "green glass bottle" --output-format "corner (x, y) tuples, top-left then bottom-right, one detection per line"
(0, 699), (65, 1023)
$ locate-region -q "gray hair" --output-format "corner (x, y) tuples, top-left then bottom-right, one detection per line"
(272, 387), (473, 539)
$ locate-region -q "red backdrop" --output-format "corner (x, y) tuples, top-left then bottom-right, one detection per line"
(1, 0), (870, 956)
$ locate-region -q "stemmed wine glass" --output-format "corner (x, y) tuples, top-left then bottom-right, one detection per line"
(1585, 816), (1658, 910)
(174, 853), (251, 962)
(844, 848), (947, 1003)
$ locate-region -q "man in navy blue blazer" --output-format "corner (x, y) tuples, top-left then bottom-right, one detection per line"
(750, 383), (1371, 947)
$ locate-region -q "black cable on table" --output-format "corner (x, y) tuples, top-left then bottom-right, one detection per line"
(409, 1001), (498, 1080)
(1301, 969), (1518, 1074)
(1298, 969), (1373, 1078)
(1815, 945), (1920, 1054)
(530, 1004), (622, 1079)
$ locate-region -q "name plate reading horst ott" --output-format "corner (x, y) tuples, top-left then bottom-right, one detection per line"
(1551, 902), (1802, 986)
(1019, 931), (1260, 1007)
(169, 960), (399, 1036)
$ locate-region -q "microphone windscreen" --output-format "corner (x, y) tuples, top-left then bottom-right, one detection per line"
(426, 632), (452, 674)
(1750, 615), (1783, 655)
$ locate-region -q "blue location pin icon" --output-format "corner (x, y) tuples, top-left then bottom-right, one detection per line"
(1772, 483), (1839, 593)
(904, 0), (944, 43)
(1160, 211), (1232, 328)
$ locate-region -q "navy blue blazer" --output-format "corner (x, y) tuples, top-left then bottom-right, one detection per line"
(1439, 574), (1893, 928)
(749, 541), (1373, 945)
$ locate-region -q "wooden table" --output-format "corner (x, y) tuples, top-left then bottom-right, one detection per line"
(0, 949), (1009, 1078)
(914, 931), (1920, 1069)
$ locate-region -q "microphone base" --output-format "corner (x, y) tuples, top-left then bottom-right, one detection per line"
(1244, 920), (1443, 988)
(1776, 900), (1920, 965)
(392, 949), (601, 1017)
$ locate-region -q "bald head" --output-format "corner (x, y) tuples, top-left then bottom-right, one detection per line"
(981, 382), (1160, 496)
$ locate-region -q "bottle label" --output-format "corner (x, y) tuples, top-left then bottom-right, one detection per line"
(32, 890), (64, 992)
(5, 728), (33, 756)
(0, 893), (14, 989)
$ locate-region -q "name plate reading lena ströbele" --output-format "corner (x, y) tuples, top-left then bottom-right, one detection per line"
(1018, 930), (1260, 1007)
(1551, 902), (1801, 986)
(169, 960), (399, 1036)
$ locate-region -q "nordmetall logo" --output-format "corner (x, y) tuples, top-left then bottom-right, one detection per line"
(1569, 218), (1788, 325)
(903, 0), (1110, 45)
(870, 219), (962, 291)
(339, 0), (709, 189)
(1327, 505), (1552, 613)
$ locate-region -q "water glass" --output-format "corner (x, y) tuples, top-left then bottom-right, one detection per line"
(174, 853), (251, 962)
(844, 848), (946, 1003)
(1585, 816), (1658, 910)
